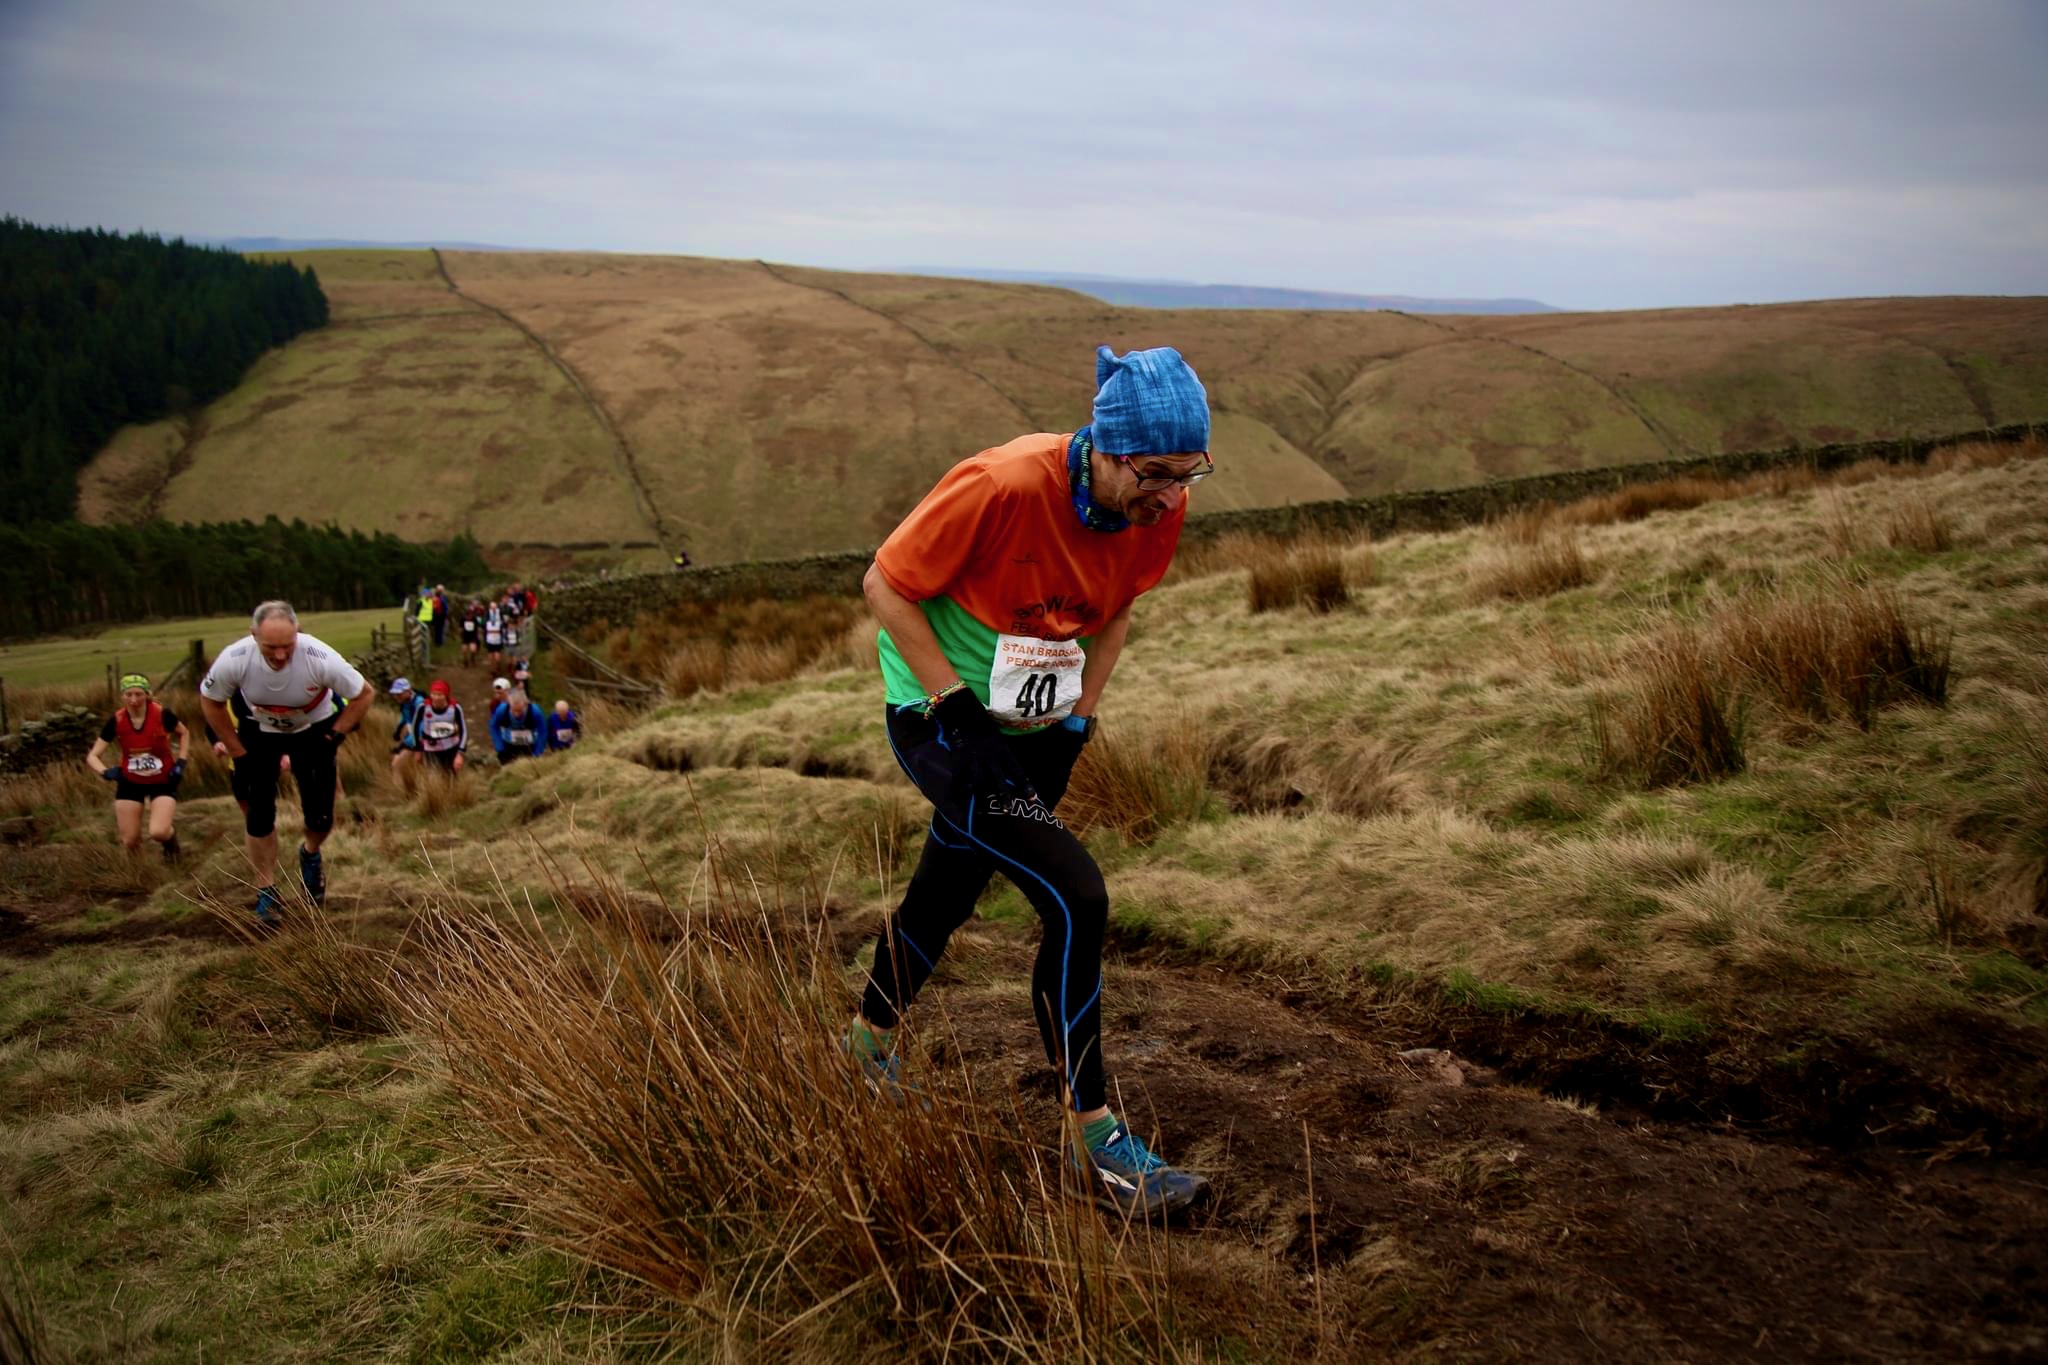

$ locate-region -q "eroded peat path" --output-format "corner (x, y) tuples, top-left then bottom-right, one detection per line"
(884, 920), (2048, 1359)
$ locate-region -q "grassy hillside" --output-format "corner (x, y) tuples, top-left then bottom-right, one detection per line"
(78, 250), (656, 568)
(7, 440), (2047, 1358)
(78, 250), (2048, 570)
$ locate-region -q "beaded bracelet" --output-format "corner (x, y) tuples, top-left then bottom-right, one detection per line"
(921, 680), (966, 717)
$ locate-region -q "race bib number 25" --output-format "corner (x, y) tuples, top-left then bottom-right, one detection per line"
(987, 634), (1083, 726)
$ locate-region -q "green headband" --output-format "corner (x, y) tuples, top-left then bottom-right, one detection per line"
(120, 673), (151, 691)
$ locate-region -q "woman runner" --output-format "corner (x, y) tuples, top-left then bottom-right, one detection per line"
(86, 673), (190, 862)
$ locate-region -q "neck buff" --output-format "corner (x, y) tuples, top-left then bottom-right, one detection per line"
(1068, 428), (1129, 533)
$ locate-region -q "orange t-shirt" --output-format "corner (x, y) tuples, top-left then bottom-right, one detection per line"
(875, 433), (1186, 641)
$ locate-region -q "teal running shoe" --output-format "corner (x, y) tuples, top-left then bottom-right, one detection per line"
(253, 885), (285, 929)
(842, 1031), (929, 1111)
(1081, 1124), (1210, 1218)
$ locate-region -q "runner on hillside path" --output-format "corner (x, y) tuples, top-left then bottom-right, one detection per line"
(489, 688), (545, 766)
(198, 601), (374, 925)
(459, 603), (480, 668)
(849, 345), (1217, 1218)
(415, 680), (467, 773)
(483, 602), (505, 671)
(389, 677), (423, 778)
(86, 673), (190, 863)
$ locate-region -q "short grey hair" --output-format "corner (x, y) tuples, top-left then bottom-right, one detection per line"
(508, 689), (530, 708)
(251, 600), (299, 631)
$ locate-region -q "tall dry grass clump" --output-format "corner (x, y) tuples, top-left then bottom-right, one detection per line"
(1246, 536), (1354, 615)
(408, 765), (479, 821)
(1562, 475), (1724, 527)
(400, 850), (1171, 1358)
(216, 886), (406, 1037)
(1708, 577), (1950, 728)
(1818, 491), (1869, 558)
(1062, 720), (1215, 842)
(1470, 509), (1593, 601)
(1590, 624), (1745, 788)
(1886, 489), (1953, 552)
(586, 594), (867, 698)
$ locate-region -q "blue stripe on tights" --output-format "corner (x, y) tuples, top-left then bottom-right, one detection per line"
(962, 799), (1087, 1099)
(887, 721), (1097, 1100)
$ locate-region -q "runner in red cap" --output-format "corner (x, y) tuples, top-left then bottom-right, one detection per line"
(415, 680), (468, 774)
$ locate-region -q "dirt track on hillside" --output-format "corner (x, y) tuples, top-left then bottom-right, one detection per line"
(7, 883), (2043, 1358)
(833, 918), (2048, 1359)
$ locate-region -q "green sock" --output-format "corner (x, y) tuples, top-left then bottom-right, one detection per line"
(847, 1019), (891, 1061)
(1081, 1112), (1121, 1150)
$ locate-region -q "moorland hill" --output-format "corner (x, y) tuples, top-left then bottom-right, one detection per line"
(8, 441), (2048, 1356)
(78, 248), (2048, 568)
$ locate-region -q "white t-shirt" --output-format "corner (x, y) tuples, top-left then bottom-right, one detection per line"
(201, 631), (368, 735)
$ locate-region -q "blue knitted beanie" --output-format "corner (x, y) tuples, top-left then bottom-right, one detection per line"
(1090, 345), (1210, 455)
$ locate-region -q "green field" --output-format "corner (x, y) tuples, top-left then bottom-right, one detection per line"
(0, 606), (397, 692)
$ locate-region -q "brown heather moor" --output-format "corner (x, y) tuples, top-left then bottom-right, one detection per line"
(7, 440), (2048, 1358)
(77, 248), (2048, 570)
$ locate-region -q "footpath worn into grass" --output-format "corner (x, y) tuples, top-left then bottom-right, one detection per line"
(5, 442), (2048, 1358)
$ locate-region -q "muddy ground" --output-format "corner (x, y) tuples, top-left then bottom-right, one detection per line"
(8, 890), (2045, 1360)
(881, 922), (2048, 1361)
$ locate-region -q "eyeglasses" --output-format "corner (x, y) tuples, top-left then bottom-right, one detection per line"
(1116, 455), (1215, 492)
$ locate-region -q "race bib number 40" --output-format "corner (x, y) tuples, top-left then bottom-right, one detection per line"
(987, 634), (1084, 726)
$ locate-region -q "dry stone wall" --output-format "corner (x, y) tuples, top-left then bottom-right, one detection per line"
(0, 706), (102, 777)
(542, 423), (2042, 635)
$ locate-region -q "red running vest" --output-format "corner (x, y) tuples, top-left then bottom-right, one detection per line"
(113, 702), (175, 785)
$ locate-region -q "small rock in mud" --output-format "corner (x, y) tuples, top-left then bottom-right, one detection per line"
(1399, 1047), (1466, 1086)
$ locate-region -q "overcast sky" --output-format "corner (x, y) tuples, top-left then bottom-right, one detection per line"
(3, 0), (2043, 310)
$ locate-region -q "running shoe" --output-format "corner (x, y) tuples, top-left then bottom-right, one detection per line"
(160, 834), (181, 865)
(298, 845), (325, 908)
(253, 885), (284, 929)
(842, 1031), (929, 1111)
(1080, 1124), (1210, 1218)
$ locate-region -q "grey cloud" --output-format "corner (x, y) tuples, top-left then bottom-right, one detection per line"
(2, 0), (2043, 308)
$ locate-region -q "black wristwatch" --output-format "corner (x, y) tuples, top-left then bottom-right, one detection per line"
(1059, 713), (1096, 743)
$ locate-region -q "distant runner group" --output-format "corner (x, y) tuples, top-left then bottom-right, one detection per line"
(90, 585), (584, 925)
(410, 580), (539, 673)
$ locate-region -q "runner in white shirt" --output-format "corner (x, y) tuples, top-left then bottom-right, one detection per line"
(199, 600), (374, 925)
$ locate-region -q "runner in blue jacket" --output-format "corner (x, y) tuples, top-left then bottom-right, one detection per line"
(489, 690), (546, 765)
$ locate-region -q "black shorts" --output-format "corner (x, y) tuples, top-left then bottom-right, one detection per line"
(113, 776), (180, 804)
(423, 748), (461, 772)
(231, 716), (342, 838)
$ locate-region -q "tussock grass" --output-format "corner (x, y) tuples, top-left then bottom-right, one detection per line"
(219, 887), (406, 1038)
(588, 594), (866, 698)
(0, 1241), (55, 1365)
(1886, 489), (1954, 552)
(1470, 516), (1593, 601)
(1709, 576), (1950, 729)
(1064, 719), (1215, 842)
(401, 850), (1173, 1359)
(409, 766), (478, 821)
(1819, 491), (1869, 558)
(1562, 475), (1726, 526)
(1590, 625), (1746, 788)
(1245, 535), (1357, 615)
